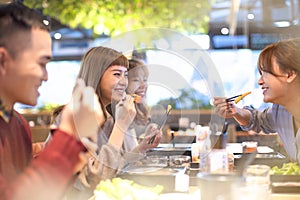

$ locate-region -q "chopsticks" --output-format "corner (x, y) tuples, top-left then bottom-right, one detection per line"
(226, 91), (252, 104)
(157, 105), (172, 129)
(148, 105), (172, 144)
(226, 94), (242, 102)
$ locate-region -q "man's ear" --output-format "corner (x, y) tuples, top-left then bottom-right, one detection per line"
(0, 47), (10, 75)
(286, 70), (297, 83)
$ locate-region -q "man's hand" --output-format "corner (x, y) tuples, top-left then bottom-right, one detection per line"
(59, 79), (105, 140)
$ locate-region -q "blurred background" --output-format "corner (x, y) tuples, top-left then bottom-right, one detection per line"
(3, 0), (298, 142)
(7, 0), (298, 110)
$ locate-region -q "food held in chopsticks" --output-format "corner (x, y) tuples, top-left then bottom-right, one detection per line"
(131, 94), (142, 103)
(226, 91), (252, 104)
(234, 91), (251, 103)
(148, 104), (172, 144)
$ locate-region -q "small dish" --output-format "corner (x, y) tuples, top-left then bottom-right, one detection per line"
(169, 155), (191, 168)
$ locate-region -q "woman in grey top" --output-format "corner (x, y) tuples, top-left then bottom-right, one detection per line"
(213, 38), (300, 164)
(51, 46), (161, 200)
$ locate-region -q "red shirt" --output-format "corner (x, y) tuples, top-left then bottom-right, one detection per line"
(0, 111), (85, 200)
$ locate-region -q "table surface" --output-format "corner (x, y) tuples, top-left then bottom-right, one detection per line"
(95, 142), (296, 199)
(174, 186), (300, 200)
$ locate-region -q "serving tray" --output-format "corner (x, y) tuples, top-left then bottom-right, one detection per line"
(117, 166), (187, 193)
(271, 175), (300, 193)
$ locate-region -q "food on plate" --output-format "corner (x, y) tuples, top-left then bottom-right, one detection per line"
(271, 162), (300, 175)
(93, 178), (164, 200)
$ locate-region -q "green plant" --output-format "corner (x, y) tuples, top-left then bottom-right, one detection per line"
(24, 0), (211, 37)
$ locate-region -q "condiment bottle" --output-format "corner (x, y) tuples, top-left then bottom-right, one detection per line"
(215, 122), (228, 149)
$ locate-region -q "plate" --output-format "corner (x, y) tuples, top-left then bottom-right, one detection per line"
(257, 146), (274, 153)
(271, 175), (300, 193)
(158, 143), (192, 148)
(123, 167), (185, 176)
(126, 167), (161, 174)
(226, 143), (274, 154)
(159, 193), (197, 200)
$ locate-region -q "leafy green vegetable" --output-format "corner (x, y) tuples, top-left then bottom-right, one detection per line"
(94, 178), (164, 200)
(271, 162), (300, 175)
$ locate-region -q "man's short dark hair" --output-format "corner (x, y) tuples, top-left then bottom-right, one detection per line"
(0, 2), (50, 57)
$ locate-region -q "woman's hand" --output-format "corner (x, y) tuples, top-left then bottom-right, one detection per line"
(114, 94), (137, 133)
(213, 97), (251, 126)
(213, 97), (238, 118)
(137, 123), (162, 153)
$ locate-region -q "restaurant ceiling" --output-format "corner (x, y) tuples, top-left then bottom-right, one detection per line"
(209, 0), (300, 49)
(48, 0), (300, 50)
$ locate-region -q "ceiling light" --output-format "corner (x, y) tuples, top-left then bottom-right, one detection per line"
(247, 13), (254, 20)
(273, 21), (291, 28)
(54, 32), (62, 40)
(43, 19), (49, 26)
(221, 27), (229, 35)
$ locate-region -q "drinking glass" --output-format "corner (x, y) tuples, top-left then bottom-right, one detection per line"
(237, 164), (271, 199)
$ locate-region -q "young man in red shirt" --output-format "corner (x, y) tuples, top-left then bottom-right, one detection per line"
(0, 3), (104, 199)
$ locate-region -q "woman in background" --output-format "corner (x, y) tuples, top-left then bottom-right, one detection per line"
(125, 59), (162, 151)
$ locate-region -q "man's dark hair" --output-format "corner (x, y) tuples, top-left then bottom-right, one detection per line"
(0, 2), (50, 57)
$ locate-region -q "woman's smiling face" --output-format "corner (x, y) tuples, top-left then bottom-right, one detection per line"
(258, 57), (289, 104)
(126, 66), (148, 100)
(99, 65), (128, 106)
